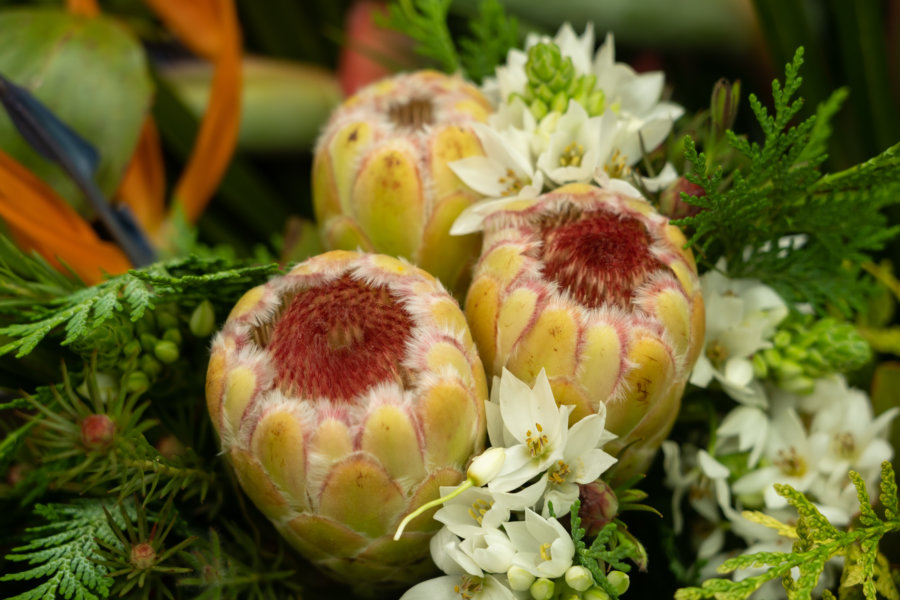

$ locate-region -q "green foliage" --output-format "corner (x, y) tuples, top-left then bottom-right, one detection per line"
(0, 247), (278, 359)
(677, 48), (900, 316)
(458, 0), (519, 84)
(1, 499), (133, 600)
(569, 501), (646, 599)
(382, 0), (518, 83)
(178, 525), (302, 600)
(675, 462), (900, 600)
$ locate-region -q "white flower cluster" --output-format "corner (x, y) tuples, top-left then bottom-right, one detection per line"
(670, 265), (898, 597)
(450, 24), (681, 235)
(400, 369), (619, 600)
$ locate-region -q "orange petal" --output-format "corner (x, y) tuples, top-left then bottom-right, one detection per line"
(116, 118), (166, 240)
(0, 150), (130, 283)
(65, 0), (100, 17)
(143, 0), (227, 59)
(146, 0), (242, 223)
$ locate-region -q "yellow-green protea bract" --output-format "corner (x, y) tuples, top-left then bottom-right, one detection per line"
(206, 251), (487, 590)
(312, 70), (492, 294)
(465, 183), (705, 480)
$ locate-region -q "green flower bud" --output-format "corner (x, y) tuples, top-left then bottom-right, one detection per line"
(162, 328), (182, 346)
(584, 588), (612, 600)
(140, 354), (162, 377)
(154, 340), (180, 364)
(156, 306), (180, 331)
(123, 339), (142, 358)
(710, 78), (741, 138)
(189, 300), (216, 337)
(507, 566), (536, 592)
(530, 577), (555, 600)
(752, 353), (768, 379)
(125, 371), (150, 394)
(607, 570), (630, 595)
(565, 565), (594, 591)
(140, 333), (158, 353)
(773, 330), (792, 348)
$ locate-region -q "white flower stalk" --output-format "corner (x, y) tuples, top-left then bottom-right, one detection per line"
(690, 259), (788, 406)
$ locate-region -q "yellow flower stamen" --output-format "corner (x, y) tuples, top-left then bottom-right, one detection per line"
(498, 167), (524, 196)
(455, 576), (483, 599)
(558, 142), (585, 167)
(832, 432), (856, 459)
(467, 498), (492, 525)
(706, 340), (729, 366)
(775, 447), (807, 477)
(548, 460), (570, 485)
(526, 422), (549, 457)
(539, 542), (552, 561)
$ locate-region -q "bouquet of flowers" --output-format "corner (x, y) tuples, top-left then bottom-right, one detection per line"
(1, 1), (899, 599)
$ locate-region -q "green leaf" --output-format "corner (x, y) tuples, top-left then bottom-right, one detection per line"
(458, 0), (519, 83)
(677, 48), (900, 316)
(380, 0), (459, 73)
(0, 251), (278, 359)
(1, 499), (133, 600)
(0, 8), (152, 218)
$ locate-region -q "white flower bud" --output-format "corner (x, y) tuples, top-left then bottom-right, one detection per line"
(467, 447), (506, 486)
(565, 565), (594, 591)
(507, 565), (535, 591)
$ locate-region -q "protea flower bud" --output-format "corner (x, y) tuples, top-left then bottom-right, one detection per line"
(312, 70), (492, 294)
(206, 251), (487, 589)
(465, 184), (704, 480)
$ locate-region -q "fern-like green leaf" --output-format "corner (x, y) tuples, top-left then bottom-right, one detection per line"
(1, 500), (132, 600)
(381, 0), (459, 73)
(676, 463), (900, 600)
(676, 48), (900, 316)
(458, 0), (519, 83)
(0, 253), (278, 358)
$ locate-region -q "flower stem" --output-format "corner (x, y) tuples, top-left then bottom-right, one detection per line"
(393, 479), (473, 540)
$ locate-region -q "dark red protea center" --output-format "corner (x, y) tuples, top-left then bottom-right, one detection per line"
(264, 274), (414, 401)
(539, 208), (664, 309)
(80, 414), (116, 451)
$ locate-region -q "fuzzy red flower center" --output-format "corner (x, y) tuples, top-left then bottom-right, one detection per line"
(80, 414), (116, 450)
(540, 209), (663, 309)
(266, 274), (414, 401)
(130, 542), (157, 570)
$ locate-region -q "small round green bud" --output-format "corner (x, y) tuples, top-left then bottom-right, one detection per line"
(154, 340), (180, 364)
(775, 359), (804, 380)
(125, 371), (150, 394)
(530, 577), (555, 600)
(156, 311), (180, 331)
(123, 339), (142, 357)
(773, 330), (792, 348)
(752, 353), (768, 378)
(565, 565), (594, 591)
(607, 570), (630, 595)
(189, 300), (216, 337)
(162, 328), (182, 346)
(140, 333), (158, 353)
(140, 354), (163, 376)
(762, 347), (782, 368)
(584, 587), (612, 600)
